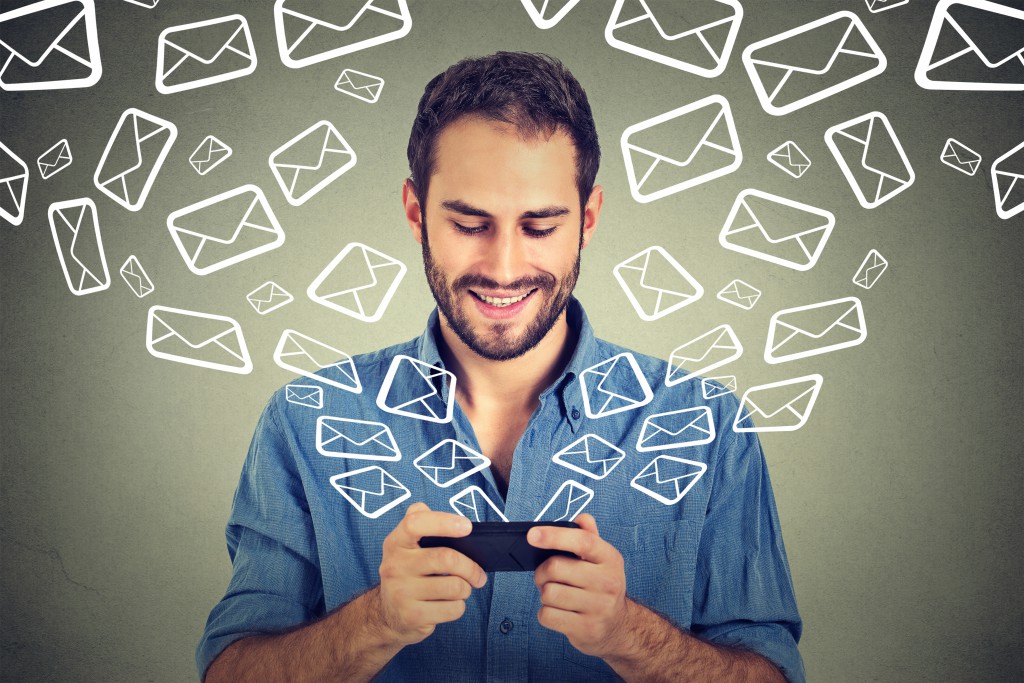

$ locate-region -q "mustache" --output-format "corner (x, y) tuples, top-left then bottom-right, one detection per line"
(452, 273), (556, 291)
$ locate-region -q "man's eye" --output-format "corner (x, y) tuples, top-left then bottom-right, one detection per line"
(453, 222), (486, 234)
(524, 226), (557, 238)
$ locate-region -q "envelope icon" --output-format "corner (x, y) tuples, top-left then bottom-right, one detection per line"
(48, 198), (110, 295)
(852, 249), (888, 290)
(168, 185), (286, 276)
(915, 0), (1024, 91)
(37, 139), (72, 179)
(146, 305), (253, 374)
(719, 189), (835, 271)
(767, 141), (811, 179)
(274, 0), (412, 69)
(0, 140), (28, 226)
(734, 374), (823, 433)
(450, 485), (508, 523)
(701, 375), (737, 400)
(742, 11), (887, 116)
(330, 466), (410, 519)
(269, 120), (357, 206)
(765, 297), (867, 364)
(317, 416), (400, 461)
(605, 0), (743, 78)
(621, 94), (742, 203)
(666, 324), (743, 386)
(0, 0), (102, 91)
(579, 352), (654, 419)
(414, 440), (490, 488)
(613, 246), (704, 321)
(717, 279), (761, 310)
(637, 406), (715, 452)
(865, 0), (908, 12)
(156, 15), (256, 94)
(189, 135), (232, 176)
(273, 329), (361, 393)
(992, 140), (1024, 220)
(631, 456), (706, 506)
(377, 355), (455, 423)
(247, 281), (293, 315)
(94, 108), (177, 212)
(124, 0), (160, 7)
(119, 254), (154, 298)
(940, 138), (982, 176)
(552, 434), (626, 481)
(535, 480), (593, 522)
(285, 383), (323, 409)
(521, 0), (581, 29)
(825, 112), (915, 209)
(335, 68), (384, 103)
(308, 242), (406, 322)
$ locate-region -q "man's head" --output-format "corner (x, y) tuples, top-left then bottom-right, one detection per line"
(403, 52), (602, 362)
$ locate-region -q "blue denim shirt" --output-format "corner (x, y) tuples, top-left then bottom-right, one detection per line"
(197, 299), (804, 682)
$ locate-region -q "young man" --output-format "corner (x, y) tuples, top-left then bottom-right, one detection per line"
(198, 52), (804, 682)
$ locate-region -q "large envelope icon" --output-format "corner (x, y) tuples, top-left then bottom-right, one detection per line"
(765, 297), (867, 364)
(521, 0), (581, 29)
(620, 94), (742, 203)
(450, 485), (508, 522)
(579, 352), (654, 419)
(307, 242), (406, 322)
(992, 140), (1024, 220)
(825, 111), (915, 209)
(631, 455), (706, 506)
(317, 416), (400, 461)
(767, 140), (811, 179)
(552, 434), (627, 481)
(247, 281), (293, 315)
(734, 374), (823, 433)
(330, 466), (410, 519)
(701, 375), (737, 400)
(0, 0), (102, 91)
(37, 138), (72, 179)
(156, 15), (257, 94)
(335, 68), (384, 103)
(742, 11), (886, 116)
(119, 254), (154, 298)
(189, 135), (232, 176)
(273, 329), (361, 393)
(94, 108), (177, 212)
(535, 480), (594, 522)
(940, 138), (982, 176)
(269, 120), (357, 206)
(852, 249), (888, 290)
(717, 279), (761, 310)
(414, 440), (490, 488)
(719, 189), (835, 271)
(666, 323), (743, 386)
(285, 383), (323, 409)
(637, 406), (715, 452)
(0, 140), (28, 225)
(47, 198), (110, 296)
(614, 246), (704, 321)
(377, 355), (456, 423)
(274, 0), (412, 69)
(146, 305), (253, 374)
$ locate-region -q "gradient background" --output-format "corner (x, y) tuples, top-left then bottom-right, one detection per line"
(2, 0), (1022, 680)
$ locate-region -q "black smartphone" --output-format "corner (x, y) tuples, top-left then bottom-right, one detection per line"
(420, 521), (580, 572)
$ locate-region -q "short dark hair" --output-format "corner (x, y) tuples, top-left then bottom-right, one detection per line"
(407, 52), (600, 213)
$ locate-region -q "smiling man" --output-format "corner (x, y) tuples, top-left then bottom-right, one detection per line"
(198, 52), (804, 682)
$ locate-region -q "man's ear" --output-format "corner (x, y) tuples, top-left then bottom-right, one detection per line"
(580, 185), (603, 250)
(403, 178), (424, 245)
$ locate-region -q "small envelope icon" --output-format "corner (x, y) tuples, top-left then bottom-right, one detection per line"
(580, 352), (654, 419)
(330, 466), (410, 519)
(414, 440), (490, 488)
(168, 185), (286, 276)
(124, 0), (159, 7)
(450, 485), (508, 523)
(666, 324), (743, 386)
(742, 11), (887, 116)
(915, 0), (1024, 91)
(865, 0), (908, 12)
(189, 135), (232, 176)
(269, 120), (357, 206)
(719, 189), (836, 271)
(156, 15), (256, 94)
(317, 416), (400, 461)
(940, 138), (982, 176)
(335, 68), (384, 103)
(0, 140), (28, 226)
(48, 198), (110, 296)
(717, 279), (761, 310)
(535, 480), (594, 522)
(285, 384), (323, 409)
(146, 305), (253, 374)
(767, 141), (811, 179)
(614, 246), (704, 321)
(637, 406), (715, 452)
(94, 108), (177, 212)
(701, 375), (737, 400)
(274, 0), (412, 69)
(631, 456), (705, 506)
(308, 242), (406, 322)
(765, 297), (867, 364)
(273, 329), (361, 393)
(247, 281), (293, 315)
(825, 112), (915, 209)
(605, 0), (744, 78)
(521, 0), (581, 29)
(119, 254), (154, 298)
(852, 249), (888, 290)
(552, 434), (627, 481)
(37, 139), (72, 179)
(992, 140), (1024, 220)
(621, 94), (742, 203)
(734, 374), (823, 433)
(377, 355), (456, 423)
(0, 0), (102, 91)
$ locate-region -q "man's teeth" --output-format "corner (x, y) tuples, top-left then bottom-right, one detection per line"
(478, 291), (530, 307)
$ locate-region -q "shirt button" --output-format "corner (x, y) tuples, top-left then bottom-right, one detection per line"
(571, 407), (580, 420)
(499, 618), (514, 635)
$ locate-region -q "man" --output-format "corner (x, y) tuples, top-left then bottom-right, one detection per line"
(198, 52), (803, 682)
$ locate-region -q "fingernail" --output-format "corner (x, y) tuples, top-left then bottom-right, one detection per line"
(476, 572), (487, 588)
(528, 529), (541, 544)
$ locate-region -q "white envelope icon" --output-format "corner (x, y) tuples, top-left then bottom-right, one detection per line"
(247, 281), (293, 315)
(992, 140), (1024, 220)
(915, 0), (1024, 91)
(269, 120), (357, 206)
(825, 112), (915, 209)
(521, 0), (581, 29)
(852, 249), (888, 290)
(274, 0), (412, 69)
(621, 94), (742, 203)
(450, 485), (508, 522)
(940, 138), (982, 176)
(717, 279), (761, 310)
(865, 0), (908, 12)
(414, 440), (490, 488)
(189, 135), (232, 176)
(605, 0), (744, 78)
(168, 185), (286, 276)
(273, 329), (362, 393)
(767, 141), (811, 179)
(630, 455), (706, 506)
(285, 383), (323, 409)
(317, 416), (400, 461)
(613, 246), (704, 321)
(552, 434), (627, 481)
(123, 0), (159, 7)
(146, 305), (253, 374)
(376, 355), (456, 423)
(330, 466), (410, 519)
(579, 352), (654, 419)
(48, 198), (110, 296)
(742, 11), (887, 116)
(335, 68), (384, 103)
(535, 480), (594, 522)
(0, 0), (102, 91)
(156, 15), (257, 94)
(37, 139), (72, 179)
(119, 254), (154, 298)
(637, 406), (715, 452)
(666, 324), (743, 386)
(0, 140), (28, 226)
(94, 108), (177, 212)
(765, 297), (867, 364)
(734, 374), (823, 433)
(701, 375), (737, 400)
(719, 189), (835, 271)
(308, 242), (406, 322)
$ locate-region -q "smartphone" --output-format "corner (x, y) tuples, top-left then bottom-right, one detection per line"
(419, 521), (580, 572)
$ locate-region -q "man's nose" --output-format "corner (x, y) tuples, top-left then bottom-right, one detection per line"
(484, 229), (529, 286)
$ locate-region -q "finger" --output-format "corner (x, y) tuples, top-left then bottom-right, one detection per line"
(537, 581), (592, 613)
(537, 604), (585, 634)
(417, 547), (487, 588)
(393, 509), (472, 550)
(574, 513), (598, 536)
(534, 554), (604, 590)
(416, 599), (468, 625)
(527, 525), (610, 563)
(405, 575), (474, 602)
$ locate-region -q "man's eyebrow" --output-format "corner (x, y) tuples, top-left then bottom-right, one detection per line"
(440, 199), (570, 220)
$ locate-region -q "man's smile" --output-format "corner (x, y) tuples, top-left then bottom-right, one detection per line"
(468, 287), (539, 319)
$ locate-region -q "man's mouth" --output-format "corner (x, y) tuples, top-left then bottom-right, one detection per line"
(470, 289), (537, 308)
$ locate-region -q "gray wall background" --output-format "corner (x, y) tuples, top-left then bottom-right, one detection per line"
(2, 0), (1022, 680)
